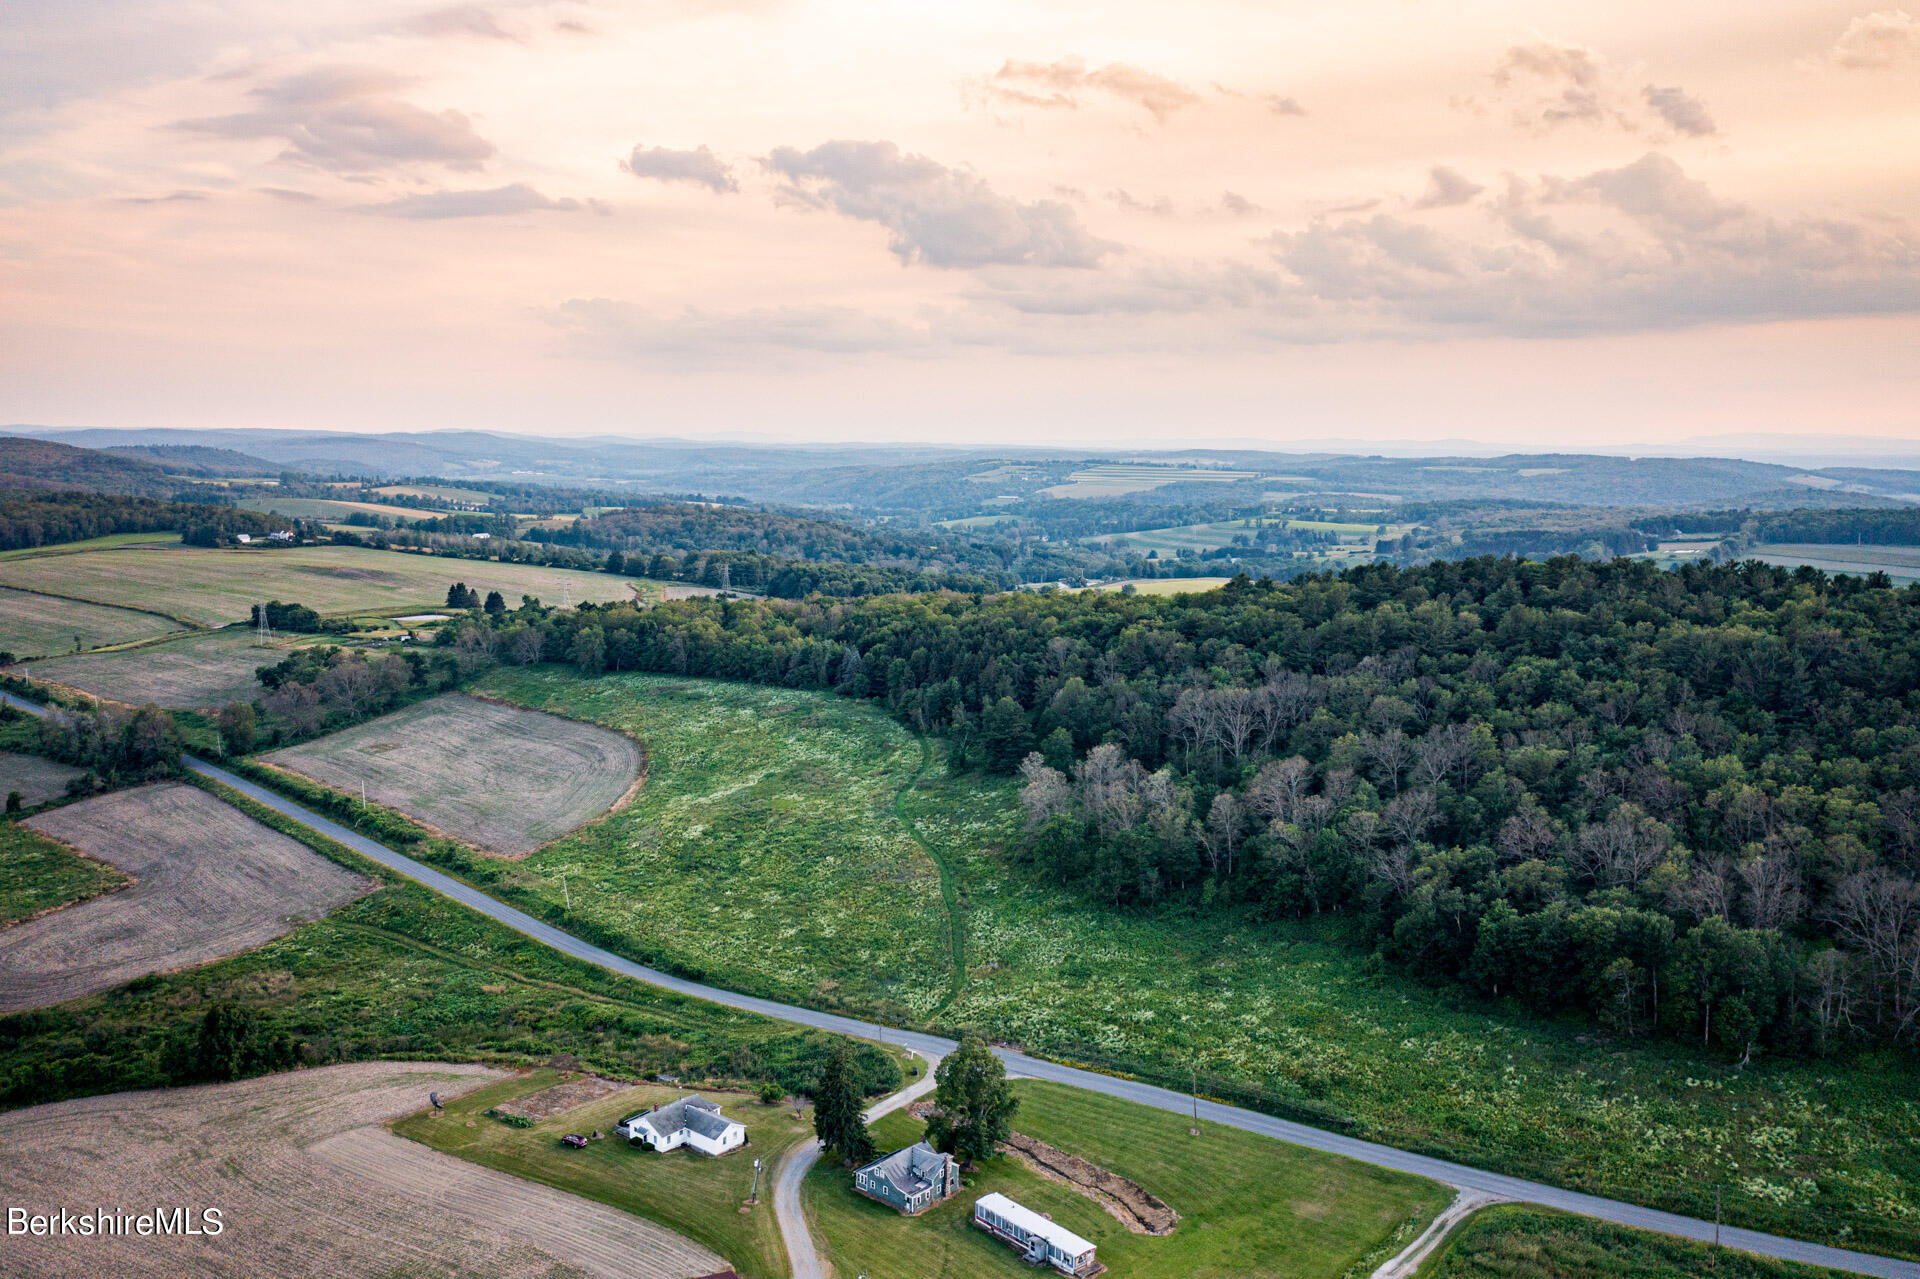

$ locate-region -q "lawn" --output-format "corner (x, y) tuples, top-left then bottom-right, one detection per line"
(0, 543), (641, 626)
(31, 626), (319, 709)
(0, 816), (129, 926)
(395, 1069), (808, 1279)
(1417, 1205), (1854, 1279)
(0, 585), (185, 657)
(462, 671), (1920, 1259)
(807, 1079), (1445, 1279)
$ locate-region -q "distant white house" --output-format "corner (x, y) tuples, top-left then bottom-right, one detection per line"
(617, 1096), (745, 1156)
(268, 529), (294, 541)
(234, 533), (252, 544)
(471, 531), (491, 540)
(974, 1193), (1099, 1276)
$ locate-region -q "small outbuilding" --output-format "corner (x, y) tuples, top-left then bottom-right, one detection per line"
(973, 1193), (1100, 1276)
(617, 1096), (746, 1156)
(851, 1140), (960, 1215)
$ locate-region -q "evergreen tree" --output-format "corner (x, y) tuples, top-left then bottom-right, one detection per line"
(812, 1042), (875, 1165)
(924, 1036), (1016, 1168)
(484, 590), (507, 615)
(981, 697), (1032, 772)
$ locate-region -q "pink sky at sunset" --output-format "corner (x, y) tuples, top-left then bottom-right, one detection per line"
(2, 0), (1916, 446)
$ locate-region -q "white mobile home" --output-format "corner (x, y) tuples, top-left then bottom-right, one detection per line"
(616, 1096), (745, 1156)
(973, 1193), (1100, 1276)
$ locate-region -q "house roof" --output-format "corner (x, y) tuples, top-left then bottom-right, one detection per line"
(629, 1095), (739, 1141)
(855, 1141), (951, 1197)
(975, 1193), (1095, 1256)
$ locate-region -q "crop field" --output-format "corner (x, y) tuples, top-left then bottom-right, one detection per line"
(0, 542), (639, 625)
(1420, 1205), (1849, 1278)
(1, 782), (371, 1012)
(31, 626), (318, 708)
(396, 1068), (808, 1279)
(235, 494), (424, 522)
(1080, 577), (1236, 595)
(1106, 516), (1410, 556)
(1752, 543), (1920, 584)
(807, 1080), (1444, 1279)
(0, 531), (180, 561)
(0, 585), (184, 657)
(0, 817), (128, 926)
(1041, 465), (1260, 499)
(374, 483), (500, 503)
(467, 672), (1920, 1257)
(470, 669), (953, 1021)
(0, 1060), (727, 1279)
(261, 694), (642, 856)
(0, 750), (85, 809)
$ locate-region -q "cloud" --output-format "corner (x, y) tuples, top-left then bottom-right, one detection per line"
(761, 139), (1116, 269)
(405, 6), (518, 40)
(1220, 191), (1262, 215)
(119, 190), (209, 205)
(1826, 9), (1920, 68)
(1642, 84), (1716, 136)
(1107, 189), (1175, 216)
(175, 67), (494, 172)
(623, 144), (737, 193)
(977, 56), (1201, 121)
(555, 298), (931, 361)
(1492, 41), (1610, 128)
(1413, 166), (1484, 210)
(1264, 94), (1307, 117)
(357, 183), (583, 218)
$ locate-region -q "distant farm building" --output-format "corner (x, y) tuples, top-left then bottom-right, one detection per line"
(851, 1141), (959, 1215)
(617, 1096), (745, 1156)
(973, 1193), (1100, 1275)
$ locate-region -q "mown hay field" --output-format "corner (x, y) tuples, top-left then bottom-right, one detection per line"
(0, 585), (184, 657)
(1, 782), (371, 1012)
(807, 1079), (1445, 1279)
(0, 1060), (727, 1279)
(0, 816), (128, 927)
(470, 668), (952, 1022)
(472, 670), (1920, 1258)
(0, 543), (639, 626)
(261, 693), (642, 856)
(396, 1068), (807, 1279)
(0, 750), (84, 808)
(32, 627), (318, 709)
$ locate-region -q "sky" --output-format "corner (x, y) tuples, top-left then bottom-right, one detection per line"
(2, 0), (1917, 448)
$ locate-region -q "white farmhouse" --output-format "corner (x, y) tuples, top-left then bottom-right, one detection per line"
(616, 1096), (745, 1156)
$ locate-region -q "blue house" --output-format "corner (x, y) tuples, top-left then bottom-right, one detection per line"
(851, 1141), (960, 1215)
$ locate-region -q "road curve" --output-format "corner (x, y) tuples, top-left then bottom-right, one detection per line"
(0, 696), (1910, 1279)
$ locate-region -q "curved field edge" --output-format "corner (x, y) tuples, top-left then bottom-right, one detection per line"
(1412, 1204), (1860, 1279)
(444, 667), (1920, 1260)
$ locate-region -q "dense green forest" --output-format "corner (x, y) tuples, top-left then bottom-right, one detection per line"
(259, 557), (1920, 1063)
(0, 490), (293, 551)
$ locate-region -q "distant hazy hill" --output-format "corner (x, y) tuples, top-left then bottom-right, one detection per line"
(0, 437), (181, 497)
(101, 444), (280, 477)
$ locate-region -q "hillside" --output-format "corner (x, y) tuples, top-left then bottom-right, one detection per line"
(0, 437), (179, 497)
(102, 444), (280, 476)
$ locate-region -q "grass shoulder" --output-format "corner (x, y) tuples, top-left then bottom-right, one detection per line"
(1415, 1205), (1858, 1279)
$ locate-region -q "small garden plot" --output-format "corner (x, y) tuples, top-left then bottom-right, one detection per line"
(395, 1069), (808, 1279)
(1, 782), (372, 1012)
(32, 627), (315, 709)
(260, 694), (642, 856)
(492, 1073), (629, 1122)
(0, 750), (84, 809)
(0, 585), (184, 657)
(0, 1060), (724, 1279)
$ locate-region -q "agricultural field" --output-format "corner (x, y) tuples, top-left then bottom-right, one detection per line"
(466, 671), (1920, 1257)
(31, 626), (318, 709)
(1080, 577), (1236, 595)
(935, 514), (1017, 531)
(1040, 465), (1260, 499)
(260, 693), (642, 856)
(0, 750), (84, 809)
(469, 668), (953, 1022)
(0, 817), (128, 927)
(234, 494), (424, 522)
(0, 542), (639, 626)
(807, 1079), (1445, 1279)
(374, 483), (500, 503)
(0, 584), (184, 657)
(396, 1068), (808, 1279)
(0, 1060), (724, 1279)
(1751, 543), (1920, 584)
(1104, 516), (1410, 556)
(1419, 1205), (1852, 1279)
(0, 531), (180, 561)
(1, 782), (371, 1012)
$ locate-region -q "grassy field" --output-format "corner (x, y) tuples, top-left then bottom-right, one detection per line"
(31, 626), (317, 708)
(0, 585), (185, 657)
(374, 483), (500, 503)
(0, 531), (180, 561)
(235, 494), (427, 522)
(261, 693), (642, 856)
(396, 1069), (807, 1279)
(808, 1079), (1444, 1279)
(1417, 1205), (1854, 1279)
(1041, 465), (1261, 499)
(1751, 543), (1920, 584)
(1107, 517), (1410, 556)
(0, 543), (639, 625)
(463, 672), (1920, 1258)
(1079, 577), (1237, 595)
(0, 751), (84, 809)
(0, 816), (129, 926)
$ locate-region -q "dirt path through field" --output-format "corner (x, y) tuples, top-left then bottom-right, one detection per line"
(0, 1061), (727, 1279)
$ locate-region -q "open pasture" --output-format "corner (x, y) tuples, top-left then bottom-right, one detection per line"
(0, 531), (180, 561)
(373, 483), (500, 503)
(396, 1068), (804, 1279)
(1752, 543), (1920, 583)
(260, 693), (642, 856)
(0, 542), (639, 626)
(807, 1079), (1445, 1279)
(1041, 464), (1259, 499)
(32, 626), (317, 709)
(235, 494), (421, 522)
(1106, 516), (1408, 556)
(0, 782), (371, 1012)
(0, 585), (184, 657)
(0, 1060), (726, 1279)
(1079, 577), (1236, 595)
(0, 816), (128, 926)
(0, 750), (85, 809)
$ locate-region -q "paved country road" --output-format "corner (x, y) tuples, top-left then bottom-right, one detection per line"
(1, 695), (1913, 1279)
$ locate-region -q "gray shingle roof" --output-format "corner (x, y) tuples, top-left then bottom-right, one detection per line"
(629, 1095), (737, 1141)
(856, 1141), (950, 1197)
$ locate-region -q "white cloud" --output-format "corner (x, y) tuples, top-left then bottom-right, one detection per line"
(175, 66), (494, 172)
(976, 56), (1201, 121)
(624, 143), (737, 193)
(1826, 9), (1920, 68)
(358, 183), (583, 218)
(1642, 84), (1716, 137)
(1413, 166), (1484, 210)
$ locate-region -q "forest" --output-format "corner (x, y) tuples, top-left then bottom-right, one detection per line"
(250, 556), (1920, 1064)
(0, 491), (293, 552)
